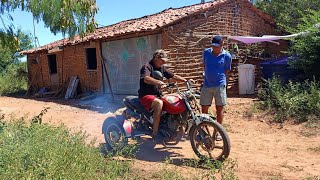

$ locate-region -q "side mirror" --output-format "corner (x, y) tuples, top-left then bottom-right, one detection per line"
(187, 79), (194, 86)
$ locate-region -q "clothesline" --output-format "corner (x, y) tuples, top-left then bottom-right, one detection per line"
(227, 33), (302, 44)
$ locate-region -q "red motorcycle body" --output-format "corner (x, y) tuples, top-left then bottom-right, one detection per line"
(161, 94), (186, 114)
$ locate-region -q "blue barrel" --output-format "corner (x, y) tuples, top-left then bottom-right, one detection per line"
(260, 56), (298, 84)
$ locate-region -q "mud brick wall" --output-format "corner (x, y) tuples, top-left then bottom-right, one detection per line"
(27, 41), (103, 94)
(161, 0), (287, 94)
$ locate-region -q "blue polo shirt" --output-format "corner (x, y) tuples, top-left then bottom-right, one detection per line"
(203, 48), (232, 87)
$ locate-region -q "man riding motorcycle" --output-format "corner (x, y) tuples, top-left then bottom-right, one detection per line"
(102, 49), (231, 160)
(138, 49), (187, 143)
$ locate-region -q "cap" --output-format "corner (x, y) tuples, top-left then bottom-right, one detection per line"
(210, 35), (223, 47)
(153, 49), (169, 62)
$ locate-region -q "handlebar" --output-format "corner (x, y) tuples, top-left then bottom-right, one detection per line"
(165, 82), (176, 88)
(162, 80), (201, 100)
(186, 80), (191, 90)
(164, 80), (194, 90)
(164, 81), (191, 89)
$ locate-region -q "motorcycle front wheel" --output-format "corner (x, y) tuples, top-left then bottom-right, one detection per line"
(189, 121), (230, 162)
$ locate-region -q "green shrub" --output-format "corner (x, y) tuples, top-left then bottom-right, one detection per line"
(0, 62), (28, 96)
(258, 77), (320, 122)
(0, 112), (132, 179)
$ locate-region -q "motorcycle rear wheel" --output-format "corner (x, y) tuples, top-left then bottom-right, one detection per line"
(103, 118), (128, 153)
(190, 121), (230, 162)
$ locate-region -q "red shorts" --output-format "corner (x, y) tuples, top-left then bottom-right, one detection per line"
(139, 95), (156, 111)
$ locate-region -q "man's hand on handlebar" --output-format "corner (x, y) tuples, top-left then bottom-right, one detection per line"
(155, 80), (165, 88)
(159, 82), (177, 90)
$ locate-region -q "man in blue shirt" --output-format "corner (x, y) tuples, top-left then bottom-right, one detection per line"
(200, 35), (232, 139)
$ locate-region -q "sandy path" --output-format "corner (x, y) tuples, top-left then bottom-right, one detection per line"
(0, 96), (319, 179)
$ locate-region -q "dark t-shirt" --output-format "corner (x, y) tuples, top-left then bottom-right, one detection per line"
(138, 60), (174, 98)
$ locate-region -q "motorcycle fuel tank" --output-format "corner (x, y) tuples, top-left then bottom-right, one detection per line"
(161, 94), (186, 114)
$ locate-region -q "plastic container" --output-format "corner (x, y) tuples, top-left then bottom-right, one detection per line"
(238, 64), (255, 95)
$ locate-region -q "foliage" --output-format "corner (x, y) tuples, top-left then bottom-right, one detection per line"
(0, 111), (132, 179)
(0, 28), (32, 96)
(288, 10), (320, 80)
(0, 0), (97, 38)
(0, 62), (28, 95)
(258, 77), (320, 123)
(254, 0), (320, 32)
(0, 29), (33, 72)
(30, 107), (49, 124)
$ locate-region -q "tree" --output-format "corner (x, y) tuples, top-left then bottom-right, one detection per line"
(0, 29), (33, 72)
(0, 29), (32, 95)
(289, 10), (320, 80)
(0, 0), (97, 38)
(255, 1), (320, 81)
(254, 0), (320, 32)
(0, 0), (97, 69)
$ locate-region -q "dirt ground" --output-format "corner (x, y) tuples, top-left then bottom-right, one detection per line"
(0, 95), (319, 179)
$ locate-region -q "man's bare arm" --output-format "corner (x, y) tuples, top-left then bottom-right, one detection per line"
(144, 76), (164, 87)
(172, 74), (187, 82)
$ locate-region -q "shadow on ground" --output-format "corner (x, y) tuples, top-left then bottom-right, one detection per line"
(134, 137), (184, 162)
(100, 135), (215, 170)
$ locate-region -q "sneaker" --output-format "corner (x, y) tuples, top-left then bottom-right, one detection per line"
(215, 133), (222, 141)
(152, 134), (165, 144)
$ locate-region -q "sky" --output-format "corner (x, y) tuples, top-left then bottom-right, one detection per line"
(2, 0), (209, 47)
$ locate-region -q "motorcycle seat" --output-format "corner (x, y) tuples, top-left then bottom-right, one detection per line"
(123, 96), (152, 117)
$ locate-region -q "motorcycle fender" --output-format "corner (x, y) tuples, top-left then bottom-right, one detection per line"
(187, 114), (215, 133)
(122, 119), (132, 138)
(102, 115), (132, 138)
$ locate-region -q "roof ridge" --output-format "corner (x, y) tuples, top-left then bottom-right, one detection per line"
(21, 0), (276, 54)
(96, 1), (215, 29)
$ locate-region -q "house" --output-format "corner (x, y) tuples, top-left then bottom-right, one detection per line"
(21, 0), (288, 96)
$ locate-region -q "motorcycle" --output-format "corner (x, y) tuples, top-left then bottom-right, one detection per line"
(102, 71), (230, 161)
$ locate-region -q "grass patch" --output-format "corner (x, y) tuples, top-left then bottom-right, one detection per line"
(243, 103), (260, 119)
(301, 119), (320, 137)
(151, 168), (185, 180)
(178, 158), (239, 180)
(262, 171), (283, 180)
(0, 110), (132, 179)
(304, 176), (320, 180)
(222, 122), (233, 133)
(286, 147), (298, 152)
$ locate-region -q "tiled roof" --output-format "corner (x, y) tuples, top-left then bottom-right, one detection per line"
(21, 0), (273, 54)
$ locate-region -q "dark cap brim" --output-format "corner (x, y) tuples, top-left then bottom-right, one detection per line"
(211, 43), (222, 47)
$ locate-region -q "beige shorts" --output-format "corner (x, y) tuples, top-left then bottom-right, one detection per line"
(200, 85), (227, 106)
